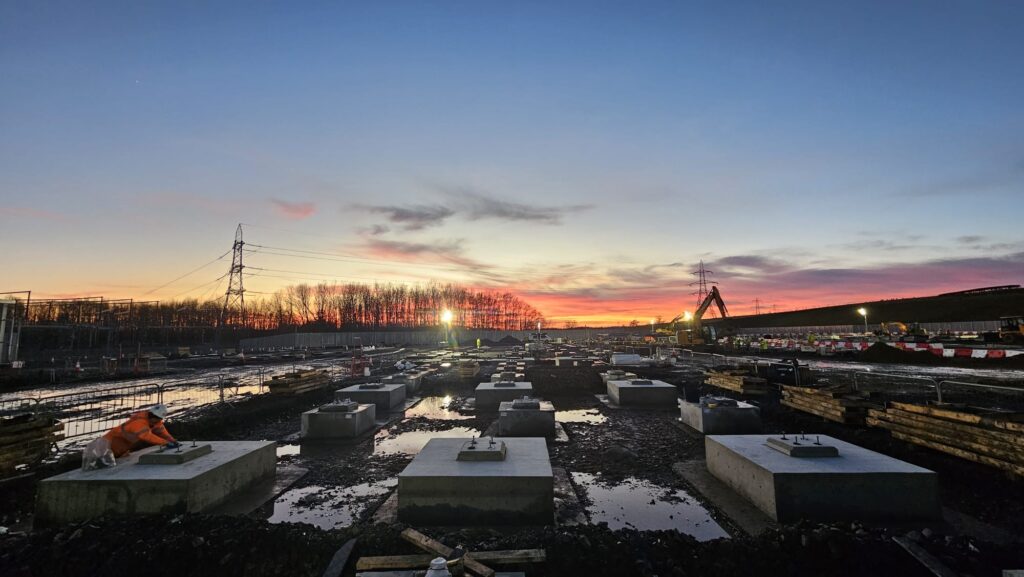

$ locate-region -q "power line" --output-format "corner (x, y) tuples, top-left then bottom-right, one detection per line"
(140, 249), (233, 296)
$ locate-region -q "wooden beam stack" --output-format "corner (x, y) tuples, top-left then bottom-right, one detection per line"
(267, 369), (330, 394)
(781, 385), (879, 425)
(1, 413), (63, 478)
(867, 402), (1024, 478)
(706, 370), (768, 395)
(457, 361), (481, 380)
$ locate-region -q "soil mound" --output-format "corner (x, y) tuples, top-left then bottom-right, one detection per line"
(858, 342), (944, 365)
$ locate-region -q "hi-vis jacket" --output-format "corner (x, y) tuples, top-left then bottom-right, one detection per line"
(102, 410), (176, 457)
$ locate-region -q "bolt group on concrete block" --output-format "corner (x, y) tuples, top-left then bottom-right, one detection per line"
(475, 382), (534, 410)
(137, 443), (213, 465)
(36, 441), (276, 526)
(398, 437), (553, 525)
(607, 379), (678, 408)
(301, 401), (377, 440)
(680, 396), (762, 434)
(498, 398), (555, 437)
(705, 434), (940, 523)
(335, 383), (406, 412)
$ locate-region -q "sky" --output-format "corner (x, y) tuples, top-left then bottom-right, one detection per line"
(1, 1), (1023, 326)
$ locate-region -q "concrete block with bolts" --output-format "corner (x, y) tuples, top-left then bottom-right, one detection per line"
(398, 437), (553, 525)
(36, 441), (276, 526)
(706, 434), (940, 523)
(301, 401), (377, 439)
(607, 379), (678, 408)
(335, 383), (406, 412)
(475, 382), (534, 410)
(497, 398), (556, 436)
(680, 397), (762, 434)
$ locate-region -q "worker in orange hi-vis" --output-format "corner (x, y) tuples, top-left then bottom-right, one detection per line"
(103, 403), (179, 457)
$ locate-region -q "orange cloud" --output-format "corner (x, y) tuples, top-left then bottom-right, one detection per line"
(271, 199), (316, 220)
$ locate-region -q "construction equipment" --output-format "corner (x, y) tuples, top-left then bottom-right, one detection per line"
(879, 321), (929, 340)
(672, 286), (729, 346)
(999, 315), (1024, 344)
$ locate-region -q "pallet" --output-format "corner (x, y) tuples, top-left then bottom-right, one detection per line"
(867, 402), (1024, 477)
(706, 371), (768, 395)
(780, 385), (878, 426)
(267, 370), (330, 395)
(0, 414), (63, 476)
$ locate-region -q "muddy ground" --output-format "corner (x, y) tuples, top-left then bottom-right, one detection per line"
(2, 354), (1024, 576)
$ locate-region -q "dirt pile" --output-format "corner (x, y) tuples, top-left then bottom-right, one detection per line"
(525, 366), (604, 396)
(858, 343), (945, 365)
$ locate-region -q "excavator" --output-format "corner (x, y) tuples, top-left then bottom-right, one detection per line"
(663, 286), (729, 346)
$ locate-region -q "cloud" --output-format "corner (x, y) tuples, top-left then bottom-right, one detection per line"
(0, 207), (71, 222)
(363, 238), (487, 270)
(907, 159), (1024, 197)
(357, 224), (390, 236)
(441, 186), (592, 224)
(360, 204), (455, 231)
(271, 199), (316, 220)
(956, 235), (985, 245)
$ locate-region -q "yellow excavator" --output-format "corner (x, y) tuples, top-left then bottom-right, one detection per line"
(668, 286), (729, 346)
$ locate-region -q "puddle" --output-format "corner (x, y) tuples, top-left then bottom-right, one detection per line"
(404, 396), (472, 420)
(276, 444), (300, 457)
(267, 479), (397, 530)
(373, 426), (479, 455)
(571, 473), (729, 541)
(556, 409), (607, 424)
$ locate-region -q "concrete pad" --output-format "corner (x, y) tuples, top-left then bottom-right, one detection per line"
(382, 372), (422, 394)
(301, 403), (377, 440)
(607, 379), (678, 408)
(680, 397), (762, 435)
(498, 399), (556, 437)
(138, 443), (212, 464)
(600, 370), (637, 385)
(335, 383), (406, 412)
(705, 434), (941, 523)
(672, 460), (774, 537)
(36, 441), (276, 526)
(490, 372), (525, 382)
(398, 437), (553, 525)
(475, 382), (534, 410)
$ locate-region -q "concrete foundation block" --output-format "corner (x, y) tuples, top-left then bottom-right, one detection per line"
(705, 434), (941, 523)
(490, 372), (525, 382)
(475, 382), (534, 410)
(398, 438), (553, 525)
(36, 441), (276, 526)
(498, 399), (556, 436)
(680, 398), (762, 434)
(600, 371), (637, 385)
(607, 379), (678, 408)
(301, 403), (376, 439)
(335, 383), (406, 412)
(382, 373), (421, 395)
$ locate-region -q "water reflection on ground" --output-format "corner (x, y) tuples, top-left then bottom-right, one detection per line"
(571, 472), (729, 541)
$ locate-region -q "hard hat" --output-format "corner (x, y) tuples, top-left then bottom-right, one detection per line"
(148, 404), (168, 419)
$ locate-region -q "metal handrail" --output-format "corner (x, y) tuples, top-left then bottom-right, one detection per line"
(935, 380), (1024, 404)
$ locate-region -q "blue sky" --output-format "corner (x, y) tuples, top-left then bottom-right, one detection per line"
(2, 1), (1022, 323)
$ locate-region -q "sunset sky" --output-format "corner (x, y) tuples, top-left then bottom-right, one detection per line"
(2, 1), (1023, 326)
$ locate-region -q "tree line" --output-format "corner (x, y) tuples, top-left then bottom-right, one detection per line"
(23, 282), (545, 332)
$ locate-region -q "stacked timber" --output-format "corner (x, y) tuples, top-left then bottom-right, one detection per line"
(1, 413), (63, 477)
(457, 360), (481, 380)
(705, 370), (768, 395)
(267, 369), (330, 394)
(867, 402), (1024, 477)
(781, 385), (879, 425)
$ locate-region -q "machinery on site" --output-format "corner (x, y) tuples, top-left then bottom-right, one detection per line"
(998, 316), (1024, 344)
(664, 286), (730, 346)
(878, 321), (929, 341)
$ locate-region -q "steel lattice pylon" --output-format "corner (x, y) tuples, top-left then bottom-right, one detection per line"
(220, 224), (246, 327)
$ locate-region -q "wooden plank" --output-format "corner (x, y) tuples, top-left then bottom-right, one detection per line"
(321, 538), (356, 577)
(781, 400), (863, 425)
(886, 430), (1024, 477)
(892, 535), (959, 577)
(889, 402), (1024, 433)
(356, 555), (434, 571)
(0, 425), (64, 447)
(0, 417), (60, 435)
(400, 528), (495, 577)
(874, 408), (1024, 451)
(866, 417), (1024, 465)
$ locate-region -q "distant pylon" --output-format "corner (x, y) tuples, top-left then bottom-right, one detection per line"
(220, 224), (246, 327)
(690, 260), (718, 318)
(754, 298), (761, 315)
